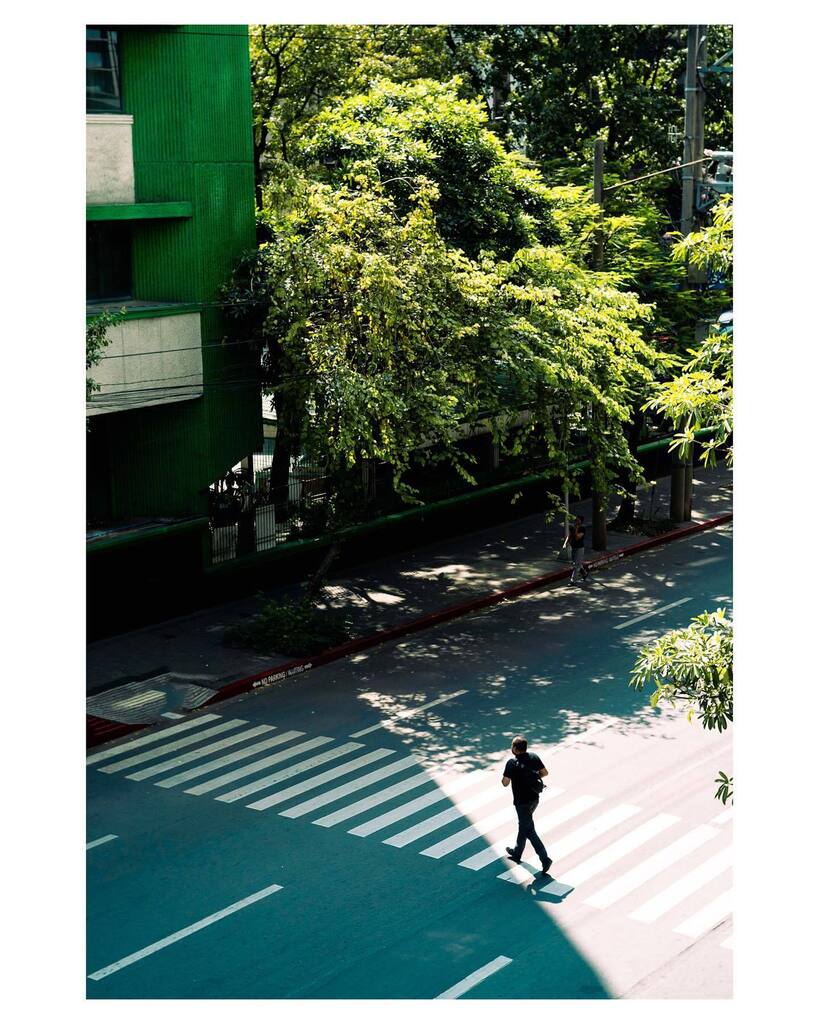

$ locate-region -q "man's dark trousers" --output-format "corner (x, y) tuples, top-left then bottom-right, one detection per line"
(511, 798), (549, 864)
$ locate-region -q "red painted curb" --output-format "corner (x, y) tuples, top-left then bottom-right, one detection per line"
(87, 511), (732, 748)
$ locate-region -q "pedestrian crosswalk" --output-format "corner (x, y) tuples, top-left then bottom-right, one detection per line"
(88, 713), (733, 941)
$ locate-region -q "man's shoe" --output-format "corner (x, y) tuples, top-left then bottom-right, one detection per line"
(541, 858), (553, 876)
(505, 847), (522, 863)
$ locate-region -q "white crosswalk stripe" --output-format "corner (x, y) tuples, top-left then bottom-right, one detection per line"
(711, 807), (733, 825)
(629, 846), (732, 923)
(673, 888), (733, 938)
(98, 720), (248, 773)
(185, 736), (335, 796)
(720, 935), (734, 949)
(279, 755), (420, 819)
(246, 749), (396, 811)
(384, 785), (504, 848)
(558, 814), (680, 888)
(86, 714), (222, 766)
(457, 789), (568, 871)
(496, 796), (604, 881)
(154, 730), (305, 789)
(348, 771), (488, 838)
(216, 742), (364, 804)
(126, 724), (277, 781)
(420, 804), (518, 860)
(314, 771), (434, 828)
(547, 804), (642, 861)
(584, 824), (719, 909)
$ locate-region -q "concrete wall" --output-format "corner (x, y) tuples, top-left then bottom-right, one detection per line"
(87, 312), (203, 415)
(86, 114), (135, 204)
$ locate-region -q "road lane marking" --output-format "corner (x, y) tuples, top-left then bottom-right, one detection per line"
(86, 714), (222, 766)
(98, 720), (247, 773)
(383, 786), (503, 848)
(350, 689), (469, 738)
(687, 556), (728, 568)
(584, 824), (718, 909)
(434, 955), (512, 999)
(247, 749), (395, 811)
(86, 834), (118, 850)
(559, 814), (680, 888)
(215, 742), (364, 803)
(457, 789), (567, 870)
(711, 807), (733, 824)
(420, 804), (517, 860)
(155, 731), (305, 789)
(673, 888), (733, 937)
(314, 772), (434, 828)
(495, 796), (603, 881)
(280, 755), (420, 818)
(87, 882), (283, 981)
(721, 935), (734, 949)
(629, 846), (732, 923)
(349, 772), (488, 838)
(185, 736), (335, 796)
(613, 597), (692, 631)
(161, 712), (184, 719)
(546, 804), (642, 861)
(126, 725), (276, 781)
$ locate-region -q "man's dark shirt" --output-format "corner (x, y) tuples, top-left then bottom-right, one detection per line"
(569, 523), (585, 550)
(503, 751), (545, 804)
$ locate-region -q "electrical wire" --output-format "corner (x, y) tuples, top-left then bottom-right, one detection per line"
(603, 157), (711, 192)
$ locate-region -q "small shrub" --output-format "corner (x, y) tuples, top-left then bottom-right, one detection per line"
(224, 595), (354, 657)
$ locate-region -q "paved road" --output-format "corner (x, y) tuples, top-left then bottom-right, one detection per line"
(87, 524), (732, 999)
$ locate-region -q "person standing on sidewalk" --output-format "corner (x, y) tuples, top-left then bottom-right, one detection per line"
(563, 514), (589, 583)
(503, 736), (553, 876)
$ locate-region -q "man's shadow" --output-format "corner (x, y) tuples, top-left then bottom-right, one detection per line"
(507, 862), (575, 904)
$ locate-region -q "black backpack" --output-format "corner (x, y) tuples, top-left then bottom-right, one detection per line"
(516, 755), (544, 797)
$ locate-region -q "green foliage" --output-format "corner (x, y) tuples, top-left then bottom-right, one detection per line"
(630, 608), (733, 802)
(299, 78), (559, 260)
(224, 594), (354, 657)
(86, 310), (123, 403)
(671, 194), (733, 279)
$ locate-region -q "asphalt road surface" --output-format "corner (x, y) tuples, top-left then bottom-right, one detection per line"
(87, 523), (733, 999)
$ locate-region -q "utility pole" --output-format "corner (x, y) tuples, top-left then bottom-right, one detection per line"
(591, 137), (608, 551)
(673, 26), (707, 523)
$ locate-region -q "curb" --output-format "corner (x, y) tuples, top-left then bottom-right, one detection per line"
(87, 511), (732, 748)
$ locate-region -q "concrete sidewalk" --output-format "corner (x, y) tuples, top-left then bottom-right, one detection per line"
(87, 462), (732, 726)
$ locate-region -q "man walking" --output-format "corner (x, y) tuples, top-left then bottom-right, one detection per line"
(563, 513), (589, 583)
(502, 736), (553, 876)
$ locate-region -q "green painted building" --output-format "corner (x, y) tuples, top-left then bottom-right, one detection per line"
(86, 25), (261, 633)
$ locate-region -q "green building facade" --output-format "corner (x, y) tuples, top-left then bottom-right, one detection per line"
(86, 25), (260, 633)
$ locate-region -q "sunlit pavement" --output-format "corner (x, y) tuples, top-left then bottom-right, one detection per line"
(87, 524), (732, 999)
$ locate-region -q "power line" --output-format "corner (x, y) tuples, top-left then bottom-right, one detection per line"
(603, 157), (711, 193)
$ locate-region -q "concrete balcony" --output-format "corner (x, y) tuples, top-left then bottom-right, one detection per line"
(87, 305), (203, 416)
(86, 113), (135, 205)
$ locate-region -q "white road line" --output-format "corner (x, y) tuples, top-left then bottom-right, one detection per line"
(126, 724), (276, 781)
(87, 882), (283, 981)
(98, 720), (247, 773)
(86, 834), (118, 850)
(215, 742), (364, 803)
(687, 556), (728, 568)
(584, 824), (719, 909)
(434, 955), (512, 999)
(613, 597), (693, 631)
(495, 796), (603, 881)
(185, 736), (334, 796)
(279, 755), (419, 818)
(155, 731), (305, 789)
(420, 804), (517, 860)
(629, 846), (732, 923)
(384, 786), (504, 848)
(349, 772), (488, 838)
(711, 807), (733, 825)
(350, 689), (469, 738)
(673, 888), (733, 937)
(559, 814), (680, 888)
(721, 935), (734, 950)
(457, 789), (567, 871)
(547, 804), (642, 861)
(247, 749), (395, 811)
(86, 714), (222, 765)
(314, 772), (434, 828)
(161, 712), (184, 719)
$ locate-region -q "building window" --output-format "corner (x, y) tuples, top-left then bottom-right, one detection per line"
(87, 28), (122, 113)
(86, 222), (132, 302)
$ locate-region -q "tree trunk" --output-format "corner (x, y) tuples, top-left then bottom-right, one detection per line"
(670, 450), (687, 523)
(609, 411), (644, 531)
(303, 540), (342, 602)
(592, 489), (608, 550)
(684, 458), (694, 521)
(271, 389), (299, 522)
